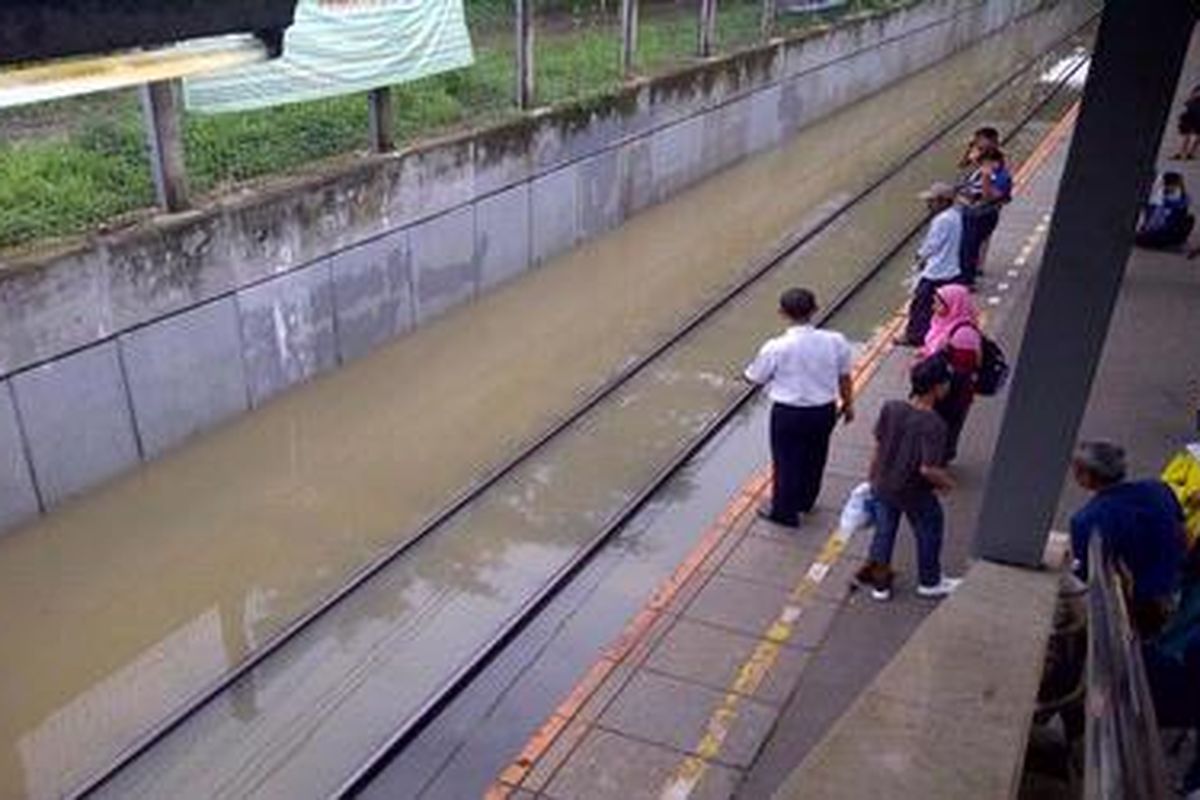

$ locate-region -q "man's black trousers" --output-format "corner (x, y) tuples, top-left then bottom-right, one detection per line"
(768, 401), (838, 525)
(903, 276), (956, 345)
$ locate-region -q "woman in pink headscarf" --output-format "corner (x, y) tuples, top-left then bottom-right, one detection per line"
(919, 283), (982, 462)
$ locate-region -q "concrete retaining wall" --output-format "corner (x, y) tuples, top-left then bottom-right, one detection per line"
(0, 0), (1090, 531)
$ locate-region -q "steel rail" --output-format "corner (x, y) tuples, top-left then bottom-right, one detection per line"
(73, 20), (1094, 798)
(336, 42), (1092, 799)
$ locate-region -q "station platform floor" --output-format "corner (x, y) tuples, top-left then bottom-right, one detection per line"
(469, 102), (1076, 800)
(395, 36), (1200, 799)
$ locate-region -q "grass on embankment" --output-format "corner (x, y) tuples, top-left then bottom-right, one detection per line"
(0, 0), (897, 252)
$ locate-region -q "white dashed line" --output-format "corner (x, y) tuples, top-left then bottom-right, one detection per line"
(998, 282), (1010, 291)
(987, 296), (1002, 306)
(1013, 257), (1028, 267)
(1007, 269), (1020, 278)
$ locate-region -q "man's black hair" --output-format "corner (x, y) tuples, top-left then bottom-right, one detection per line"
(1164, 171), (1185, 186)
(779, 288), (817, 322)
(979, 145), (1006, 165)
(975, 126), (1000, 142)
(910, 355), (951, 397)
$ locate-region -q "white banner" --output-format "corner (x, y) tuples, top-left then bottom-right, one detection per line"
(185, 0), (474, 114)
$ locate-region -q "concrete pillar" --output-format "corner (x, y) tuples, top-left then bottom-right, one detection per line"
(621, 0), (639, 77)
(698, 0), (717, 58)
(139, 80), (190, 212)
(368, 87), (395, 153)
(761, 0), (777, 39)
(515, 0), (535, 109)
(973, 0), (1195, 566)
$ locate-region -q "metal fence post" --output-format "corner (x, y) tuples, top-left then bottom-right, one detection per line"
(761, 0), (778, 39)
(368, 87), (395, 153)
(140, 79), (190, 212)
(621, 0), (639, 77)
(515, 0), (535, 109)
(698, 0), (717, 58)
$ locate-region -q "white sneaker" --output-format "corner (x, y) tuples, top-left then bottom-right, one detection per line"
(870, 586), (893, 602)
(916, 577), (963, 598)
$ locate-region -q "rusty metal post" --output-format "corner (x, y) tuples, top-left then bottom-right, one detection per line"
(139, 79), (190, 212)
(368, 87), (395, 153)
(621, 0), (639, 77)
(515, 0), (535, 109)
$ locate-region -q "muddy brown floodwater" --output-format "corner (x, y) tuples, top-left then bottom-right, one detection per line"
(0, 10), (1090, 799)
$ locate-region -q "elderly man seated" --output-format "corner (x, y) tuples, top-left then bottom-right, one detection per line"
(1070, 440), (1187, 637)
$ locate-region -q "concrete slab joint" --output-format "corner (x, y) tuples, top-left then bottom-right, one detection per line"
(0, 382), (40, 531)
(10, 343), (140, 509)
(120, 297), (249, 458)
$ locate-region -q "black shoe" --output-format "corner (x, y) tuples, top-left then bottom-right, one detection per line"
(756, 506), (800, 529)
(853, 561), (895, 601)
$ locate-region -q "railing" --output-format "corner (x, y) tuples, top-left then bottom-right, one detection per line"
(1085, 535), (1170, 799)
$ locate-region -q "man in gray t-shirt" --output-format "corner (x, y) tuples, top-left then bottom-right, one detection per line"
(854, 357), (961, 600)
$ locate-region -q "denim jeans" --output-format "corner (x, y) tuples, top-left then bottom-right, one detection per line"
(868, 491), (944, 588)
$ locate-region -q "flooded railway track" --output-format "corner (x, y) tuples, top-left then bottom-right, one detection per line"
(73, 23), (1093, 800)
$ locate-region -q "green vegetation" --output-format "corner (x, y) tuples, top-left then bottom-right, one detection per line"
(0, 0), (905, 251)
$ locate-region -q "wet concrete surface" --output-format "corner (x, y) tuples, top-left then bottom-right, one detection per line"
(0, 13), (1090, 800)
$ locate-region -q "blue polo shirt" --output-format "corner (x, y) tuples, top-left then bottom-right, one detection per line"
(1070, 480), (1186, 599)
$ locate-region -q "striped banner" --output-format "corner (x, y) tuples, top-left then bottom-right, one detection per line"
(184, 0), (474, 113)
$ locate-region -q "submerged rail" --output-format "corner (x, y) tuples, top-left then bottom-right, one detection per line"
(73, 20), (1094, 799)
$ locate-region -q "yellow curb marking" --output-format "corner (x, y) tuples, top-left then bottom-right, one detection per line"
(659, 527), (854, 800)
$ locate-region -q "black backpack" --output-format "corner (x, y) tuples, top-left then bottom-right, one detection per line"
(950, 322), (1009, 397)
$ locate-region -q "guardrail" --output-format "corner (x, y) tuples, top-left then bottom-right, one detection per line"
(1085, 535), (1170, 799)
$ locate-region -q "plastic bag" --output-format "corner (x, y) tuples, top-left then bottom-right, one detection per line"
(839, 482), (875, 532)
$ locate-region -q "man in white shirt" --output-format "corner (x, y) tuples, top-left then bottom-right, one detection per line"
(895, 182), (963, 346)
(745, 288), (855, 528)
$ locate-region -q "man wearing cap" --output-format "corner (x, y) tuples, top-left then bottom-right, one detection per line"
(1070, 440), (1187, 637)
(895, 182), (963, 347)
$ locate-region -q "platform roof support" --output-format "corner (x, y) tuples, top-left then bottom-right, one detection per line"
(973, 0), (1195, 566)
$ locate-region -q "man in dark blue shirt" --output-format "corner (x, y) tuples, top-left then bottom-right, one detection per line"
(1070, 440), (1187, 636)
